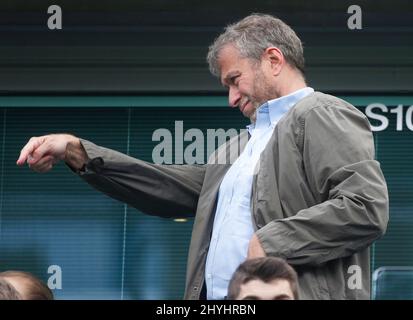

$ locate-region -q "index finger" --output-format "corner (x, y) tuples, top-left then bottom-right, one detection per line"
(16, 137), (43, 166)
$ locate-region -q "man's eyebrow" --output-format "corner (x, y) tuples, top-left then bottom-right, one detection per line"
(241, 295), (259, 300)
(273, 294), (292, 300)
(222, 71), (240, 86)
(241, 294), (292, 300)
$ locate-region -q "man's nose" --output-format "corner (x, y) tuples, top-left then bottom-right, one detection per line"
(228, 86), (241, 108)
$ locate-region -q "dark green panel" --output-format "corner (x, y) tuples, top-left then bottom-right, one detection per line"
(123, 213), (193, 299)
(373, 267), (413, 300)
(0, 108), (128, 299)
(368, 106), (413, 269)
(0, 109), (4, 238)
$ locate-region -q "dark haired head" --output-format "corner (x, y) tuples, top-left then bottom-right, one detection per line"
(227, 257), (299, 300)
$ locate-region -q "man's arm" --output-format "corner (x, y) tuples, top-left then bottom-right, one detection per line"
(76, 139), (205, 217)
(255, 104), (389, 266)
(17, 134), (206, 218)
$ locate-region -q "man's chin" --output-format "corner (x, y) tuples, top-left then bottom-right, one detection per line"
(241, 106), (257, 120)
(247, 110), (257, 123)
(241, 109), (252, 118)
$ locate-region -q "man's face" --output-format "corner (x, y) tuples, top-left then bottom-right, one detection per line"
(236, 278), (295, 300)
(218, 45), (277, 120)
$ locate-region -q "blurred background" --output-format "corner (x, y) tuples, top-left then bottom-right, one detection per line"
(0, 0), (412, 299)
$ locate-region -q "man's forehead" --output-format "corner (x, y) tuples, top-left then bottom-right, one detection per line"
(218, 46), (238, 77)
(238, 278), (294, 297)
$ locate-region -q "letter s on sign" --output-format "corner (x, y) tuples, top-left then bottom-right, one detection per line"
(365, 103), (389, 132)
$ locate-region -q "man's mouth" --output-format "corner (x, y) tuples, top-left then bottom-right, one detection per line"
(240, 100), (250, 113)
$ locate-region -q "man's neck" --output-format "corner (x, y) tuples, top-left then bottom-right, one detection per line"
(276, 73), (307, 98)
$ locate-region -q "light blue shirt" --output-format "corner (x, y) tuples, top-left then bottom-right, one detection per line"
(205, 87), (314, 300)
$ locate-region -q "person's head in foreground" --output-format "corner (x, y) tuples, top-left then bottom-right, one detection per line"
(227, 257), (299, 300)
(0, 278), (22, 300)
(0, 271), (53, 300)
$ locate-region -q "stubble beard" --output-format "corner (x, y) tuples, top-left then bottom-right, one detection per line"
(249, 69), (277, 123)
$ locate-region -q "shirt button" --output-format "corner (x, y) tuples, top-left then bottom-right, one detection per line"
(207, 274), (211, 279)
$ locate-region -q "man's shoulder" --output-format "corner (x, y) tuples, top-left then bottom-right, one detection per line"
(287, 91), (362, 122)
(293, 91), (353, 114)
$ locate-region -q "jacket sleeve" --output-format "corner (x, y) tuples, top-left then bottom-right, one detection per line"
(256, 103), (389, 266)
(74, 139), (206, 218)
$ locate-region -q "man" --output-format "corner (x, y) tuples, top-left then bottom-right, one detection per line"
(17, 13), (388, 299)
(0, 271), (54, 300)
(227, 257), (298, 300)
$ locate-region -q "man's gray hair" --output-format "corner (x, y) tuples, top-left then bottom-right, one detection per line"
(207, 13), (305, 77)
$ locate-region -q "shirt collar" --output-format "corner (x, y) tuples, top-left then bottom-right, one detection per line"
(247, 87), (314, 134)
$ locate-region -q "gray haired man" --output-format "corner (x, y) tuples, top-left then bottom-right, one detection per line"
(18, 13), (388, 299)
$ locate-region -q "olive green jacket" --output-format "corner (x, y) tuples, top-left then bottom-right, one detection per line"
(78, 92), (389, 299)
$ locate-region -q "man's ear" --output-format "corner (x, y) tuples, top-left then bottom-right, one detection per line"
(262, 47), (284, 76)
